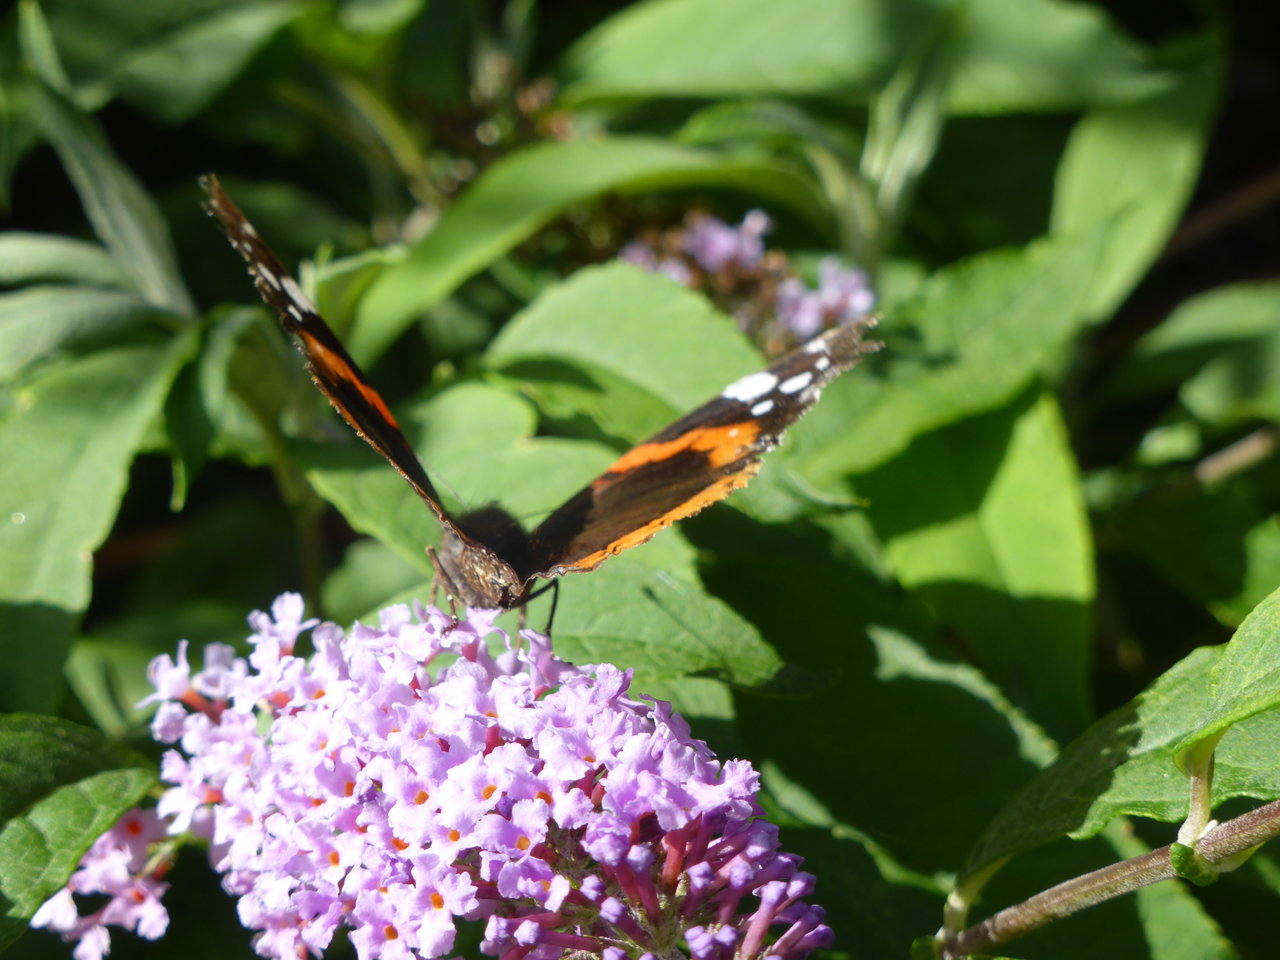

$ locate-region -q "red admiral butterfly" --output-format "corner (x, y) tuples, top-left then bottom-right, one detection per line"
(201, 174), (878, 610)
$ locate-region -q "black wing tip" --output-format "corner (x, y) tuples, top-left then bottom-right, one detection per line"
(802, 314), (883, 371)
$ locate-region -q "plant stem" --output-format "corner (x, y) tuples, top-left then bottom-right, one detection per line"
(939, 799), (1280, 959)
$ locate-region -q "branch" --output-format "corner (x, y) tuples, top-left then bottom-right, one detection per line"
(939, 799), (1280, 959)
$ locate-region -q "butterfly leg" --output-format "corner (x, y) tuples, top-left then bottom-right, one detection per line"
(515, 581), (559, 636)
(426, 546), (461, 629)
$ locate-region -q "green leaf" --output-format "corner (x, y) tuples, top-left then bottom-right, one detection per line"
(0, 233), (129, 287)
(854, 390), (1094, 739)
(1175, 586), (1280, 771)
(559, 0), (1166, 113)
(948, 0), (1172, 114)
(677, 100), (860, 158)
(1182, 336), (1280, 429)
(353, 137), (826, 362)
(486, 262), (763, 427)
(65, 638), (166, 741)
(1052, 51), (1219, 318)
(28, 78), (195, 318)
(164, 307), (256, 510)
(16, 0), (72, 96)
(859, 3), (958, 251)
(0, 334), (194, 713)
(0, 285), (164, 380)
(106, 1), (304, 123)
(549, 555), (785, 692)
(0, 716), (148, 824)
(1112, 481), (1267, 627)
(1103, 282), (1280, 407)
(0, 766), (156, 924)
(962, 639), (1280, 879)
(322, 538), (428, 628)
(0, 79), (39, 212)
(558, 0), (937, 104)
(30, 0), (301, 119)
(799, 226), (1106, 482)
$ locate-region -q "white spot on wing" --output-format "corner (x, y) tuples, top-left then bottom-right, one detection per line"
(780, 372), (814, 394)
(751, 399), (774, 416)
(804, 336), (828, 353)
(260, 269), (283, 290)
(814, 355), (831, 371)
(281, 275), (318, 312)
(722, 371), (777, 403)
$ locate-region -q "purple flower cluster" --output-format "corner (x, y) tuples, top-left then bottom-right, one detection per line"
(774, 258), (876, 339)
(619, 210), (874, 345)
(35, 596), (831, 960)
(32, 808), (170, 960)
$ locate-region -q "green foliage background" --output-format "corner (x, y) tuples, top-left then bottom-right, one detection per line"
(1, 0), (1278, 958)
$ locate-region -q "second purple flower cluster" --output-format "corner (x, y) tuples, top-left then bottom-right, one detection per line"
(620, 210), (875, 348)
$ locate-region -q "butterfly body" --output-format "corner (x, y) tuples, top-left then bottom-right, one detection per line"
(201, 174), (878, 610)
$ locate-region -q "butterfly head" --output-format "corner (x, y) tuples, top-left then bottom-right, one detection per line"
(436, 513), (532, 610)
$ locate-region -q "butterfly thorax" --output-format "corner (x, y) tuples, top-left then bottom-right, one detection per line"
(438, 506), (535, 609)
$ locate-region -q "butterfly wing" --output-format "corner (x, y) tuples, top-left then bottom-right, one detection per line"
(527, 320), (878, 578)
(201, 174), (527, 608)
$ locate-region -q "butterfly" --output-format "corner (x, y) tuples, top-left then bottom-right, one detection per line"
(201, 174), (878, 610)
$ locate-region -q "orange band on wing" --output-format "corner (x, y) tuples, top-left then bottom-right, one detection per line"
(605, 421), (762, 476)
(556, 464), (760, 574)
(300, 330), (402, 429)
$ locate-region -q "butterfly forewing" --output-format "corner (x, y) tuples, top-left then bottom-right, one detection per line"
(201, 175), (448, 518)
(528, 322), (877, 577)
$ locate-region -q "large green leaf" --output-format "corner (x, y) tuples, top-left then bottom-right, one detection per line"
(963, 635), (1280, 879)
(548, 554), (785, 693)
(798, 225), (1106, 483)
(322, 538), (429, 627)
(1175, 586), (1280, 770)
(35, 0), (301, 120)
(0, 717), (155, 948)
(1103, 282), (1280, 407)
(0, 716), (148, 824)
(949, 0), (1170, 113)
(486, 262), (762, 423)
(27, 77), (195, 318)
(0, 766), (156, 931)
(558, 0), (937, 104)
(104, 1), (303, 122)
(559, 0), (1163, 114)
(0, 76), (39, 211)
(1052, 51), (1219, 319)
(0, 285), (162, 380)
(0, 233), (129, 287)
(0, 335), (194, 713)
(353, 137), (826, 362)
(1112, 481), (1269, 628)
(854, 390), (1094, 739)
